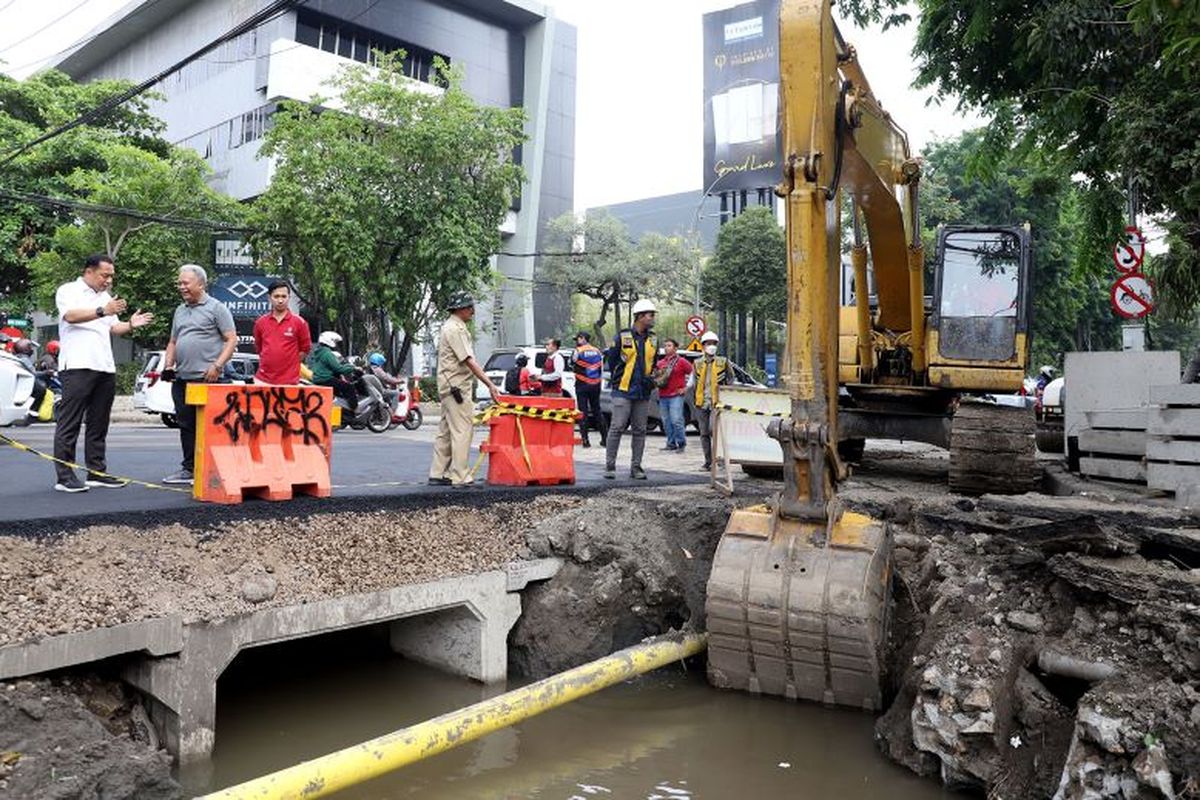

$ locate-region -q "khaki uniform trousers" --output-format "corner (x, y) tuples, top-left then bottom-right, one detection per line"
(430, 393), (475, 484)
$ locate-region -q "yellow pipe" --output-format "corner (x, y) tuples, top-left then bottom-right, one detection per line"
(197, 632), (708, 800)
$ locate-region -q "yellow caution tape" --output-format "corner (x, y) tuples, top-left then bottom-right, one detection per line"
(0, 432), (190, 493)
(716, 403), (787, 418)
(474, 401), (582, 425)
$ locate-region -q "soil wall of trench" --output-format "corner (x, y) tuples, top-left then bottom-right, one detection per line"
(511, 482), (1200, 800)
(3, 481), (1199, 800)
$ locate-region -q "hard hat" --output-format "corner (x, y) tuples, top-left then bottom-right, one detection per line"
(368, 352), (386, 367)
(631, 298), (657, 317)
(446, 291), (475, 311)
(46, 341), (60, 355)
(700, 330), (720, 344)
(318, 331), (342, 348)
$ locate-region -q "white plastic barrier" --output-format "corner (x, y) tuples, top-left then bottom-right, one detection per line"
(713, 385), (789, 491)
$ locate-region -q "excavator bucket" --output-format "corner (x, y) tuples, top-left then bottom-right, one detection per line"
(705, 506), (892, 710)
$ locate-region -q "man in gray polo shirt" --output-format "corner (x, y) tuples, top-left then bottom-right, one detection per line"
(161, 264), (237, 484)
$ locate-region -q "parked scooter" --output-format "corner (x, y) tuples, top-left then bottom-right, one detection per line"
(390, 377), (423, 430)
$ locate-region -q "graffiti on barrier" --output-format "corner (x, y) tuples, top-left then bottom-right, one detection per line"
(211, 386), (329, 445)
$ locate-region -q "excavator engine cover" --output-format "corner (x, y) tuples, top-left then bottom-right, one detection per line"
(705, 506), (892, 710)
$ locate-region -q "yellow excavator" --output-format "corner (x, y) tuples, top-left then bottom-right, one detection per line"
(705, 0), (1035, 709)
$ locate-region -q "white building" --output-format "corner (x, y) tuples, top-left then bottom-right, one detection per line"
(54, 0), (577, 365)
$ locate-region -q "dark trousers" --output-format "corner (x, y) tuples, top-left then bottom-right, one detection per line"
(171, 379), (198, 472)
(576, 383), (605, 444)
(53, 369), (116, 483)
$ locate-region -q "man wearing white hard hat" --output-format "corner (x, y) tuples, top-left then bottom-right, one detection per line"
(694, 329), (730, 472)
(603, 298), (658, 480)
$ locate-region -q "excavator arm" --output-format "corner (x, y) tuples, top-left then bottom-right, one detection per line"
(704, 0), (894, 711)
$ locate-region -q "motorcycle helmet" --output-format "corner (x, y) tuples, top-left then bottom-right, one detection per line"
(11, 338), (35, 356)
(46, 341), (60, 355)
(318, 331), (342, 348)
(368, 352), (386, 367)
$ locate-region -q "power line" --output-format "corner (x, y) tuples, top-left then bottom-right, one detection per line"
(0, 0), (89, 55)
(0, 0), (301, 165)
(0, 186), (612, 267)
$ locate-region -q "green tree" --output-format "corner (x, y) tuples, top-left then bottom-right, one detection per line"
(841, 0), (1199, 316)
(252, 53), (525, 363)
(0, 70), (169, 313)
(542, 209), (677, 346)
(27, 143), (243, 344)
(704, 206), (786, 319)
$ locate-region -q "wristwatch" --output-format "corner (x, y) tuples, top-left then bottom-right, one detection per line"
(95, 306), (106, 318)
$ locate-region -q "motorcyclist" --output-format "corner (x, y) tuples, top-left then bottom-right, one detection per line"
(1035, 365), (1056, 392)
(12, 339), (48, 418)
(308, 331), (360, 409)
(367, 352), (403, 409)
(36, 340), (59, 374)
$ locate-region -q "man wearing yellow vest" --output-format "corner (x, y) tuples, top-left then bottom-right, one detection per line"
(694, 329), (730, 471)
(603, 298), (658, 480)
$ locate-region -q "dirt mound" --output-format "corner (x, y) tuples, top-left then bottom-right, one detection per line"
(510, 486), (734, 677)
(0, 677), (179, 800)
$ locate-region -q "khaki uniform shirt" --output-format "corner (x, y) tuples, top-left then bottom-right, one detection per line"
(436, 314), (475, 398)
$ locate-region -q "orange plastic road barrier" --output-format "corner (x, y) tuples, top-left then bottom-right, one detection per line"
(479, 395), (579, 486)
(185, 384), (341, 504)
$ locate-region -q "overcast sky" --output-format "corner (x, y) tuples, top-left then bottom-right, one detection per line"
(0, 0), (983, 210)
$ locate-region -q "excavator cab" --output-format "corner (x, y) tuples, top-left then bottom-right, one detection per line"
(931, 225), (1033, 372)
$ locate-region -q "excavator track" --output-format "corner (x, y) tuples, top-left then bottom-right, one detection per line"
(705, 508), (892, 711)
(948, 402), (1038, 495)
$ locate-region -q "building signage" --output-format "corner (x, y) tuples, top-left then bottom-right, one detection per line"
(702, 0), (781, 194)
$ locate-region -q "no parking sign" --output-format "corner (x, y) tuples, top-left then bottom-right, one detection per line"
(1110, 272), (1155, 319)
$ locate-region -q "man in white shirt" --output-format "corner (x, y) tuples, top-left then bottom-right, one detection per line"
(52, 254), (153, 493)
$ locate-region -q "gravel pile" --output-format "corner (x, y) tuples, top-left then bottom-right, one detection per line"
(0, 497), (577, 646)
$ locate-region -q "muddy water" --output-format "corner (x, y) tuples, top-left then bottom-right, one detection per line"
(184, 631), (959, 799)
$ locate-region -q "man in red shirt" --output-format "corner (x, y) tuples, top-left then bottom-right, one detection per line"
(656, 338), (693, 451)
(253, 281), (312, 384)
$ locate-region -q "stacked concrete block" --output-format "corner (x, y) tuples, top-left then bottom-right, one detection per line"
(1078, 410), (1149, 483)
(1147, 384), (1200, 507)
(1064, 351), (1181, 484)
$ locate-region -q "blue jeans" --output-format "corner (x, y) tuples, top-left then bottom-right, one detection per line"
(659, 394), (686, 448)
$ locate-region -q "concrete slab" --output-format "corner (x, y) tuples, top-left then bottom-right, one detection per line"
(1150, 384), (1200, 406)
(1084, 410), (1148, 431)
(1147, 437), (1200, 464)
(0, 617), (183, 681)
(1079, 429), (1146, 457)
(1148, 462), (1200, 493)
(1148, 408), (1200, 438)
(1080, 457), (1146, 483)
(1065, 351), (1179, 438)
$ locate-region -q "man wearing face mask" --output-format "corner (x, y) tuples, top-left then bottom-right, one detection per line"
(603, 298), (658, 480)
(693, 330), (730, 472)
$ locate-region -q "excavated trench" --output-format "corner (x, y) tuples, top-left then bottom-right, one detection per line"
(2, 470), (1198, 799)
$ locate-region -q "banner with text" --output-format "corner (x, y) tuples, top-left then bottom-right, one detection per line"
(702, 0), (781, 194)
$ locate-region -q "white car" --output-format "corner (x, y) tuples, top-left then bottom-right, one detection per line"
(0, 348), (36, 427)
(474, 345), (576, 404)
(132, 350), (260, 427)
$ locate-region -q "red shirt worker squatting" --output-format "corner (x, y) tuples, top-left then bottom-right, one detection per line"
(253, 281), (312, 385)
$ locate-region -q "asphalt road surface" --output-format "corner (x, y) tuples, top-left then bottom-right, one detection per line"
(0, 418), (700, 527)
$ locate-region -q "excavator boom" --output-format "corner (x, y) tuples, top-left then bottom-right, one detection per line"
(705, 0), (893, 711)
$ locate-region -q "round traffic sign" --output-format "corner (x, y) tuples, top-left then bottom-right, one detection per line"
(686, 315), (707, 338)
(1112, 226), (1146, 273)
(1110, 272), (1155, 319)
